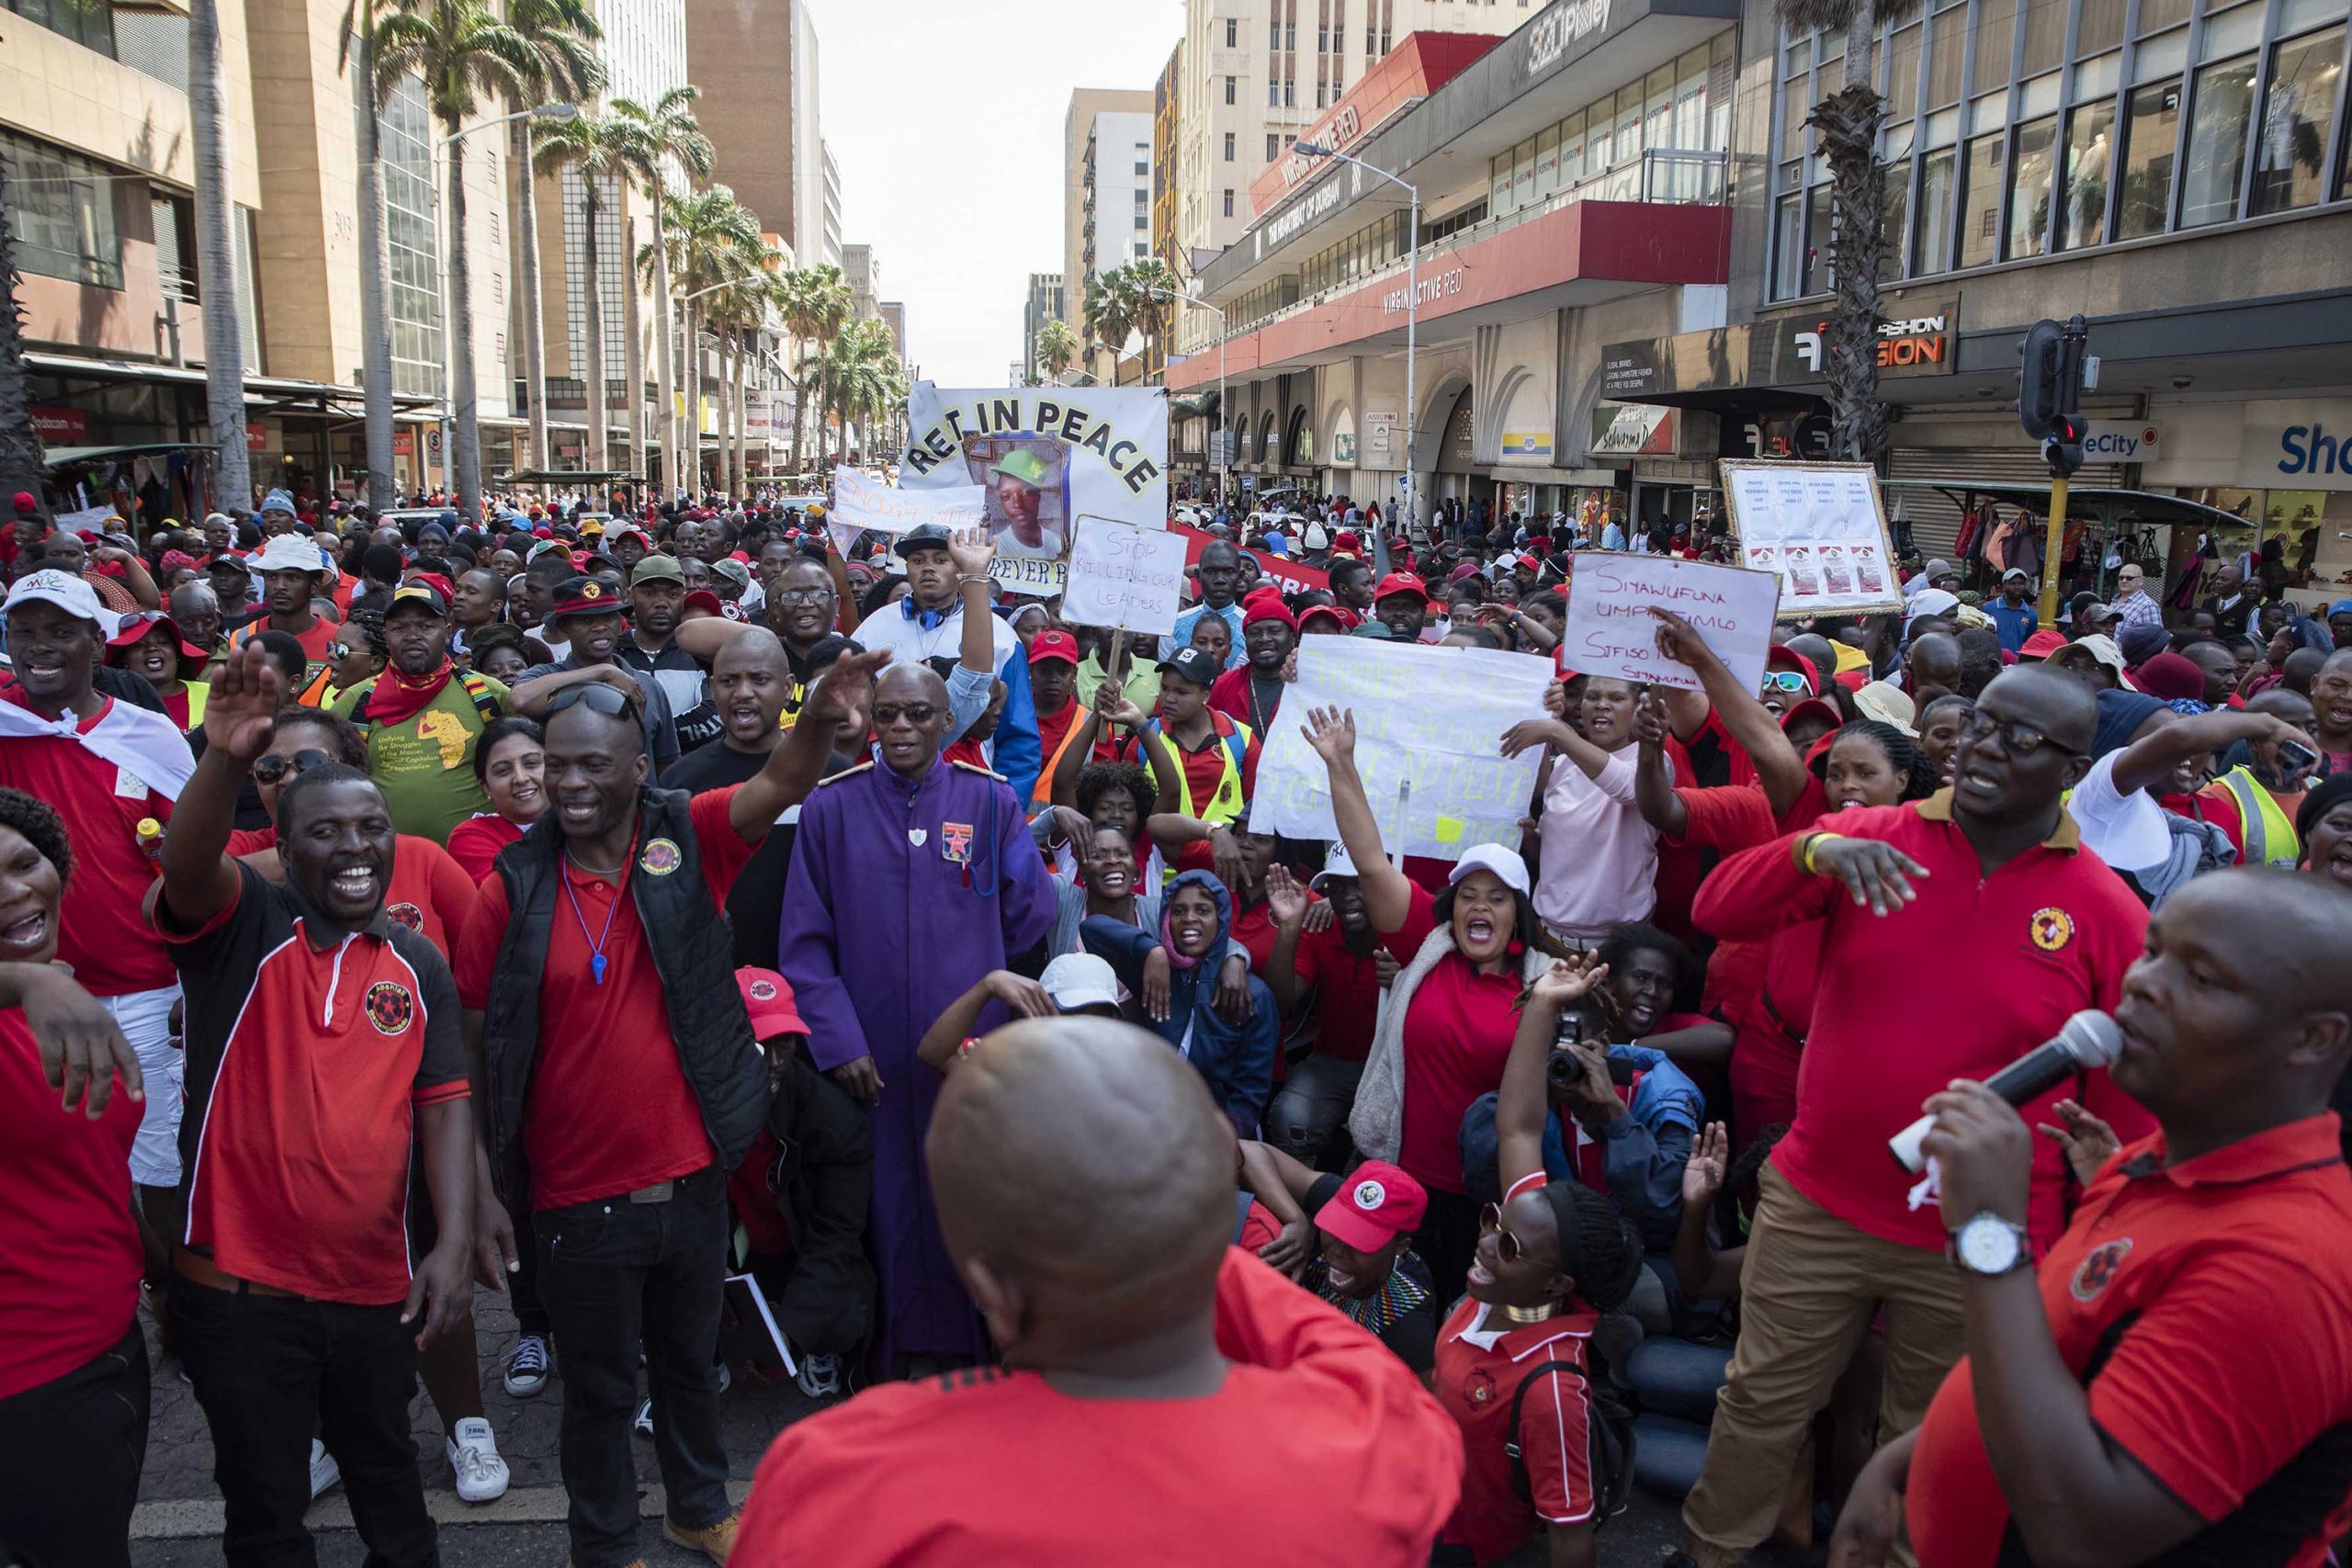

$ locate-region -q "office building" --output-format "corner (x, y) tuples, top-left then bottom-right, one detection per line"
(1063, 86), (1155, 321)
(1022, 272), (1067, 381)
(842, 243), (880, 321)
(820, 141), (843, 266)
(1154, 43), (1185, 272)
(685, 0), (825, 255)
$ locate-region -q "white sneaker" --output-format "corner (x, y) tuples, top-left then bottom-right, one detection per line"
(715, 1361), (731, 1396)
(445, 1416), (511, 1505)
(502, 1335), (550, 1398)
(308, 1438), (341, 1501)
(632, 1395), (653, 1438)
(794, 1353), (842, 1400)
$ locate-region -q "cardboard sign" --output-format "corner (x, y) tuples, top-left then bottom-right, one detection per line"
(1063, 518), (1188, 636)
(1256, 638), (1555, 860)
(830, 466), (985, 536)
(1561, 553), (1780, 695)
(1717, 459), (1903, 618)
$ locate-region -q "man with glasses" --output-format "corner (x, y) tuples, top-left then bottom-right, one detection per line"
(1662, 666), (2157, 1568)
(508, 576), (681, 777)
(2109, 562), (2164, 629)
(777, 660), (1057, 1379)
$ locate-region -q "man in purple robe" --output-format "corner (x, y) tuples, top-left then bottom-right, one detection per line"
(777, 662), (1056, 1373)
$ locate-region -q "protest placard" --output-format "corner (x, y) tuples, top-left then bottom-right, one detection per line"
(829, 466), (985, 537)
(1171, 522), (1331, 594)
(1257, 638), (1555, 860)
(1717, 458), (1902, 617)
(1062, 518), (1188, 636)
(1560, 553), (1780, 695)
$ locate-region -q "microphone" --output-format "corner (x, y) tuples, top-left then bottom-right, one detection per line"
(1887, 1010), (2122, 1173)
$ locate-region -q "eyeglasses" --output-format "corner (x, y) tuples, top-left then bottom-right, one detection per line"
(871, 703), (939, 727)
(328, 642), (354, 660)
(254, 749), (332, 784)
(1959, 707), (2080, 758)
(1761, 671), (1811, 695)
(775, 587), (833, 605)
(547, 682), (643, 726)
(1477, 1202), (1529, 1265)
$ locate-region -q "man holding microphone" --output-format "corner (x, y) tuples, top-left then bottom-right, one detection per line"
(1833, 867), (2352, 1567)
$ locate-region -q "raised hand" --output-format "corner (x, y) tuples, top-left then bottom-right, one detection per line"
(1529, 955), (1609, 1011)
(1680, 1121), (1730, 1209)
(1299, 705), (1356, 764)
(946, 525), (996, 580)
(801, 645), (892, 736)
(2037, 1098), (2122, 1188)
(1263, 863), (1308, 927)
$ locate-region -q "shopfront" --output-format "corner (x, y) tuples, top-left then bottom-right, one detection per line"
(2142, 397), (2352, 613)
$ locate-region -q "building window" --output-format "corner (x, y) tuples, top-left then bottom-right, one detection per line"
(150, 192), (196, 302)
(1224, 131), (1236, 160)
(2116, 77), (2180, 237)
(1136, 241), (1150, 256)
(2005, 114), (2058, 257)
(1135, 212), (1148, 229)
(2178, 51), (2258, 226)
(1226, 17), (1237, 44)
(1225, 74), (1237, 104)
(383, 76), (447, 400)
(2251, 24), (2343, 214)
(1915, 146), (1957, 272)
(1269, 77), (1281, 105)
(1222, 187), (1236, 217)
(1268, 132), (1281, 160)
(0, 130), (124, 288)
(3, 0), (117, 56)
(1957, 130), (2006, 267)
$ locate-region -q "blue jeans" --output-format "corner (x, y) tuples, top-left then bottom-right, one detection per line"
(536, 1165), (730, 1568)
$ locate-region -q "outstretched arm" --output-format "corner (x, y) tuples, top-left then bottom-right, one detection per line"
(729, 647), (890, 840)
(1298, 705), (1412, 933)
(158, 641), (279, 930)
(1652, 609), (1809, 815)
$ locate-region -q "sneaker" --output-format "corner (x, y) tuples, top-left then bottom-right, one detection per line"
(308, 1438), (340, 1501)
(445, 1416), (511, 1505)
(631, 1395), (653, 1438)
(502, 1335), (550, 1398)
(662, 1511), (741, 1563)
(716, 1360), (731, 1396)
(794, 1353), (842, 1400)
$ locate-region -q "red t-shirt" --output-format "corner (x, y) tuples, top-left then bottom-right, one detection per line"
(445, 812), (526, 885)
(0, 696), (177, 996)
(732, 1249), (1464, 1566)
(1434, 1296), (1603, 1565)
(1291, 921), (1384, 1062)
(0, 1009), (143, 1398)
(229, 827), (478, 956)
(1907, 1115), (2352, 1566)
(1693, 791), (2155, 1252)
(456, 787), (757, 1211)
(1387, 881), (1528, 1195)
(232, 613), (338, 688)
(158, 863), (470, 1304)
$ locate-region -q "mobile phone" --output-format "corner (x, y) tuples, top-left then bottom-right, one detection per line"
(2279, 739), (2319, 772)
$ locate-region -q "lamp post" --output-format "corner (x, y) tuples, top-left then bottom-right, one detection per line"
(1295, 141), (1418, 533)
(1136, 285), (1228, 506)
(434, 102), (577, 494)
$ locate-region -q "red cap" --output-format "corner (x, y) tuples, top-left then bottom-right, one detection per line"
(1333, 529), (1362, 552)
(1765, 644), (1819, 695)
(1298, 604), (1360, 633)
(1373, 571), (1434, 605)
(11, 491), (38, 515)
(103, 611), (210, 663)
(1243, 598), (1296, 630)
(684, 588), (724, 616)
(1315, 1161), (1428, 1252)
(2019, 628), (2068, 660)
(1028, 628), (1080, 666)
(1780, 696), (1842, 736)
(734, 968), (808, 1040)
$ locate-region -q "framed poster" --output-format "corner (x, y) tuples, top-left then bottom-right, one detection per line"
(1717, 458), (1904, 618)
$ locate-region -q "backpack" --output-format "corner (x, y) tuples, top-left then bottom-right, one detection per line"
(1506, 1358), (1636, 1529)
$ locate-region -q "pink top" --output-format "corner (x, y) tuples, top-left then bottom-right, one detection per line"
(1532, 747), (1657, 937)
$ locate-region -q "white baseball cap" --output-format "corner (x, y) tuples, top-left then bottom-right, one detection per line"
(252, 533), (331, 575)
(1310, 840), (1361, 889)
(4, 568), (108, 628)
(1039, 953), (1121, 1013)
(1447, 842), (1531, 898)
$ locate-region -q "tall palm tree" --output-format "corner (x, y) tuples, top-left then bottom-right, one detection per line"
(1037, 318), (1080, 384)
(1080, 271), (1133, 384)
(614, 88), (712, 497)
(797, 317), (896, 474)
(1116, 255), (1182, 378)
(775, 264), (849, 477)
(372, 0), (538, 523)
(0, 164), (46, 508)
(337, 0), (398, 508)
(1785, 0), (1921, 464)
(189, 0), (251, 511)
(533, 105), (653, 473)
(650, 185), (759, 494)
(504, 0), (603, 475)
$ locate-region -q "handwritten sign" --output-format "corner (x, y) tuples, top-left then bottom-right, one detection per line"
(1718, 458), (1902, 618)
(1561, 553), (1779, 695)
(1257, 638), (1555, 860)
(830, 466), (985, 536)
(1062, 518), (1188, 635)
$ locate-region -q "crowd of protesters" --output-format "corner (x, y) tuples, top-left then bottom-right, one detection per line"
(1, 473), (2349, 1568)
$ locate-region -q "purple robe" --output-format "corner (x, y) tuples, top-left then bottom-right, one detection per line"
(775, 754), (1054, 1371)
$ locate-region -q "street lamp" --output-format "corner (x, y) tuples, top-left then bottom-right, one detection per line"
(1295, 141), (1419, 533)
(1136, 284), (1229, 507)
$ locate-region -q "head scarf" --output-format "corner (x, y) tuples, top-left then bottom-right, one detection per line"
(2132, 651), (2206, 704)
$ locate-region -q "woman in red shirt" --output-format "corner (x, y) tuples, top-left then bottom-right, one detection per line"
(1301, 705), (1574, 1297)
(446, 717), (546, 884)
(105, 610), (212, 731)
(0, 787), (151, 1568)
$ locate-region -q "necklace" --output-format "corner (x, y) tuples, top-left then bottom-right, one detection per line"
(564, 847), (628, 876)
(1501, 1301), (1559, 1325)
(560, 856), (627, 983)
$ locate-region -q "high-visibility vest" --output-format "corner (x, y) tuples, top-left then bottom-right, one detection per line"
(1154, 710), (1253, 825)
(1030, 701), (1090, 814)
(2213, 765), (2300, 867)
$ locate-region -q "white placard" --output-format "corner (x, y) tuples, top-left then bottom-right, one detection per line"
(1718, 459), (1903, 618)
(1061, 518), (1187, 636)
(1560, 553), (1781, 695)
(829, 466), (986, 536)
(1257, 639), (1555, 861)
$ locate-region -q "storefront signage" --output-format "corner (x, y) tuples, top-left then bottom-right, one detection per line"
(1590, 403), (1675, 458)
(1383, 266), (1464, 316)
(392, 429), (415, 457)
(1275, 106), (1363, 192)
(2081, 422), (2160, 461)
(1526, 0), (1611, 77)
(30, 406), (88, 444)
(1259, 177), (1349, 256)
(1600, 343), (1662, 400)
(1758, 301), (1960, 385)
(2240, 400), (2352, 491)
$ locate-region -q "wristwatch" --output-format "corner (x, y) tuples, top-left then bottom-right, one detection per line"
(1948, 1212), (2030, 1277)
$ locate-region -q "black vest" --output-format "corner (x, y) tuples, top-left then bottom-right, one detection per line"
(482, 786), (771, 1209)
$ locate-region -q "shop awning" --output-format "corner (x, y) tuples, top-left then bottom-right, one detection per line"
(492, 468), (637, 485)
(44, 443), (217, 468)
(1883, 479), (2252, 529)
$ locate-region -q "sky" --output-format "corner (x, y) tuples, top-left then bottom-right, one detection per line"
(817, 0), (1182, 386)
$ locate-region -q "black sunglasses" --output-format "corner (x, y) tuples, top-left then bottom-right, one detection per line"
(547, 682), (643, 726)
(1960, 707), (2081, 759)
(254, 749), (332, 784)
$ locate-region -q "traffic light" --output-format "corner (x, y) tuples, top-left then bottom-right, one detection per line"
(2017, 315), (2089, 477)
(2043, 412), (2085, 479)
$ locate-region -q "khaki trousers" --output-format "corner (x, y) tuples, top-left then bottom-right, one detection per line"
(1681, 1161), (1966, 1568)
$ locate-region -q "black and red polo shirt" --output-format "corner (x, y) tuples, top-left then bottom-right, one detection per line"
(154, 862), (469, 1305)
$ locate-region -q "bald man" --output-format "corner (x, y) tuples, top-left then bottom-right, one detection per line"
(777, 662), (1056, 1376)
(734, 1018), (1464, 1564)
(1840, 869), (2352, 1567)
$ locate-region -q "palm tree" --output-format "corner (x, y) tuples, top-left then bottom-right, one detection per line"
(652, 185), (760, 493)
(189, 0), (251, 510)
(337, 0), (398, 508)
(0, 164), (46, 508)
(533, 105), (653, 473)
(709, 254), (785, 495)
(775, 265), (850, 477)
(1784, 0), (1922, 464)
(1036, 318), (1080, 384)
(614, 87), (712, 497)
(1116, 255), (1182, 378)
(503, 0), (603, 475)
(372, 0), (539, 523)
(1080, 272), (1129, 383)
(798, 316), (897, 474)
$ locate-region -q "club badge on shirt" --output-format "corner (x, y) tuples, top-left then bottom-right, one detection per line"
(364, 980), (414, 1035)
(2070, 1237), (2132, 1302)
(639, 837), (682, 875)
(2029, 906), (2075, 952)
(942, 821), (974, 863)
(387, 901), (423, 931)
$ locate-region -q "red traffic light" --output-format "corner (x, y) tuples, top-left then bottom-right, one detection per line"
(2051, 414), (2084, 442)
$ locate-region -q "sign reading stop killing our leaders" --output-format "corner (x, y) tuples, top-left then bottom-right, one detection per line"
(1561, 553), (1781, 697)
(1062, 518), (1189, 637)
(829, 465), (986, 540)
(1257, 637), (1556, 861)
(898, 382), (1170, 595)
(1717, 458), (1903, 618)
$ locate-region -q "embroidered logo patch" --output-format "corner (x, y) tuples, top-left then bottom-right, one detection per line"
(2070, 1237), (2132, 1302)
(364, 980), (413, 1035)
(749, 977), (778, 1002)
(1353, 1179), (1388, 1212)
(639, 837), (682, 875)
(907, 828), (928, 848)
(2029, 906), (2075, 952)
(387, 901), (424, 931)
(942, 821), (974, 863)
(1463, 1368), (1497, 1405)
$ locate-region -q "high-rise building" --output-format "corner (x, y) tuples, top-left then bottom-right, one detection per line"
(820, 141), (843, 267)
(1022, 273), (1066, 381)
(1153, 44), (1184, 276)
(842, 243), (880, 321)
(684, 0), (825, 255)
(1062, 87), (1155, 325)
(879, 300), (908, 364)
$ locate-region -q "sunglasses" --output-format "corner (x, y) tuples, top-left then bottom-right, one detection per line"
(1761, 671), (1811, 694)
(254, 749), (332, 784)
(547, 682), (643, 725)
(1960, 707), (2080, 758)
(872, 703), (939, 727)
(774, 586), (832, 605)
(1478, 1202), (1532, 1265)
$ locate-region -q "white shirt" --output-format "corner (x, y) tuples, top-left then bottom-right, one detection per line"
(2064, 750), (2171, 874)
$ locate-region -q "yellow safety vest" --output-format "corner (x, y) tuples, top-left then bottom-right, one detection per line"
(2213, 765), (2299, 868)
(1160, 712), (1254, 825)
